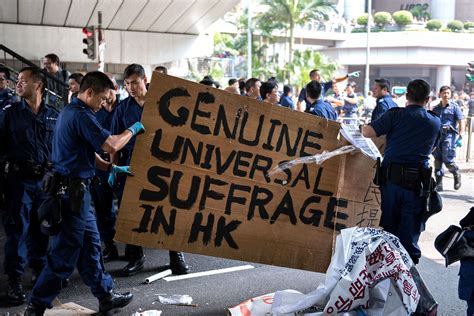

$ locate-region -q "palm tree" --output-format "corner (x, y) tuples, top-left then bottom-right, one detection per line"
(256, 0), (336, 65)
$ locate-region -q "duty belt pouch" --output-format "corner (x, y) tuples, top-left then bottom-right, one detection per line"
(69, 179), (86, 214)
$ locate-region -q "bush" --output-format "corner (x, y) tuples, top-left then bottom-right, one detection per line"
(356, 14), (369, 26)
(464, 21), (474, 29)
(392, 10), (413, 28)
(426, 19), (443, 31)
(373, 11), (392, 29)
(447, 20), (464, 32)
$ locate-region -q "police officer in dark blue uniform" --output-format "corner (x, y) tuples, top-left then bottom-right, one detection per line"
(0, 68), (18, 109)
(305, 80), (338, 120)
(432, 85), (465, 191)
(92, 75), (120, 261)
(458, 207), (474, 316)
(24, 71), (139, 315)
(361, 79), (441, 264)
(341, 82), (359, 124)
(0, 67), (56, 305)
(296, 69), (360, 113)
(110, 64), (190, 277)
(371, 78), (398, 121)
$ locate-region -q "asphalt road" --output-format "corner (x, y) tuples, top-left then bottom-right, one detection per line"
(0, 162), (472, 316)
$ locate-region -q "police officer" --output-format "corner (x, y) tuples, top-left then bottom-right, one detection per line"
(361, 79), (441, 264)
(245, 78), (262, 100)
(341, 81), (359, 124)
(24, 71), (138, 315)
(110, 64), (190, 277)
(296, 69), (360, 113)
(0, 67), (56, 305)
(0, 67), (18, 108)
(260, 81), (280, 105)
(458, 207), (474, 315)
(371, 78), (398, 121)
(432, 85), (465, 191)
(92, 74), (120, 261)
(305, 80), (338, 120)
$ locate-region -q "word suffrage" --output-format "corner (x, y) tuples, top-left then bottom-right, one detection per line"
(115, 73), (381, 272)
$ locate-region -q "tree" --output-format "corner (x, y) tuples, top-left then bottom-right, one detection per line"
(373, 12), (392, 30)
(256, 0), (336, 67)
(447, 20), (464, 32)
(426, 19), (443, 31)
(392, 10), (413, 29)
(356, 14), (369, 27)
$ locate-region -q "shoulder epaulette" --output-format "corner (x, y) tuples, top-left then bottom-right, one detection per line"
(2, 101), (20, 111)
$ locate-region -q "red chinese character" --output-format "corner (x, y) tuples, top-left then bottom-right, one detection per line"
(335, 296), (353, 313)
(385, 251), (396, 265)
(349, 279), (365, 300)
(403, 280), (413, 296)
(367, 245), (385, 266)
(359, 269), (373, 285)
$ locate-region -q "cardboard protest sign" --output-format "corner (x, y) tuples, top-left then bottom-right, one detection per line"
(115, 73), (381, 272)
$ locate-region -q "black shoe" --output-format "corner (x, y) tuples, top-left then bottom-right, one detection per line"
(62, 278), (70, 288)
(98, 291), (133, 313)
(103, 241), (119, 262)
(120, 256), (145, 276)
(7, 276), (26, 305)
(24, 302), (46, 316)
(169, 251), (190, 275)
(435, 175), (443, 192)
(454, 172), (461, 190)
(31, 270), (41, 286)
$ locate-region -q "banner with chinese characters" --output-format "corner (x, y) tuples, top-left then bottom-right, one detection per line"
(115, 73), (382, 272)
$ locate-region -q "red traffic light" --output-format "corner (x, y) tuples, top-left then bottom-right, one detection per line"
(82, 27), (94, 37)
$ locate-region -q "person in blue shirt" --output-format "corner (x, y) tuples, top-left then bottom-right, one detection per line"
(341, 81), (359, 124)
(245, 78), (262, 101)
(371, 78), (398, 121)
(25, 71), (139, 315)
(458, 207), (474, 316)
(0, 67), (57, 305)
(432, 85), (465, 191)
(296, 69), (360, 113)
(279, 84), (295, 109)
(324, 83), (344, 116)
(110, 64), (190, 277)
(305, 80), (338, 120)
(361, 79), (441, 264)
(91, 74), (120, 262)
(0, 67), (18, 108)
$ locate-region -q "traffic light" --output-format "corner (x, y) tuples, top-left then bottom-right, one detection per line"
(466, 61), (474, 82)
(82, 26), (96, 60)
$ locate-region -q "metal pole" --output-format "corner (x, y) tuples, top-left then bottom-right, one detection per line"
(364, 0), (372, 97)
(98, 11), (105, 72)
(247, 0), (252, 78)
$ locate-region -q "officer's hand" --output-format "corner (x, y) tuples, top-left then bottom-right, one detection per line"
(127, 122), (145, 136)
(108, 165), (133, 187)
(347, 71), (361, 78)
(455, 136), (463, 147)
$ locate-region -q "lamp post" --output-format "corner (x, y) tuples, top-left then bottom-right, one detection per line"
(364, 0), (372, 97)
(247, 0), (252, 78)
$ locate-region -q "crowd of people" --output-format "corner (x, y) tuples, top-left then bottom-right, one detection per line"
(0, 54), (472, 315)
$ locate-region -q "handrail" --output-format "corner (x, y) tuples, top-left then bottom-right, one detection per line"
(0, 44), (68, 88)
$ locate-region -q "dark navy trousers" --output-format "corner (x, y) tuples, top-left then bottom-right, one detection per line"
(379, 182), (425, 264)
(29, 185), (113, 308)
(2, 175), (48, 277)
(91, 171), (116, 243)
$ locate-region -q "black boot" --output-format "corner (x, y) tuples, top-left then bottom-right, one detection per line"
(121, 245), (145, 276)
(98, 290), (134, 313)
(103, 240), (119, 262)
(24, 302), (46, 316)
(435, 175), (443, 192)
(7, 276), (26, 305)
(169, 251), (190, 275)
(453, 171), (461, 190)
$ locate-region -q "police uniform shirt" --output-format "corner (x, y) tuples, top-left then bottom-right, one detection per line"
(279, 95), (295, 109)
(310, 99), (338, 120)
(432, 101), (464, 130)
(0, 89), (17, 109)
(95, 103), (117, 131)
(371, 94), (398, 122)
(342, 93), (358, 117)
(51, 98), (110, 179)
(298, 80), (333, 111)
(0, 99), (58, 164)
(110, 96), (143, 165)
(369, 105), (441, 167)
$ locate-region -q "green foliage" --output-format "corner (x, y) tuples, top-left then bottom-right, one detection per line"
(373, 12), (391, 29)
(356, 14), (369, 26)
(447, 20), (464, 32)
(464, 21), (474, 30)
(392, 10), (413, 28)
(426, 19), (443, 31)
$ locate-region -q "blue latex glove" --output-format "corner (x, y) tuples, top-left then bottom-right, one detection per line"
(347, 71), (361, 78)
(127, 122), (145, 136)
(455, 136), (463, 148)
(108, 165), (133, 187)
